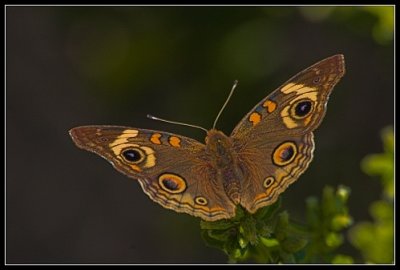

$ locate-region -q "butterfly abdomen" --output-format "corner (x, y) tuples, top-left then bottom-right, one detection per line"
(206, 129), (243, 204)
(220, 167), (243, 205)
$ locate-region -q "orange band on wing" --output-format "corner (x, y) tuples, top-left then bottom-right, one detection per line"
(263, 100), (277, 113)
(169, 136), (181, 147)
(249, 112), (261, 126)
(150, 133), (162, 145)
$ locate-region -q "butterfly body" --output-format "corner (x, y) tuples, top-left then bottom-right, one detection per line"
(70, 55), (345, 221)
(205, 129), (243, 204)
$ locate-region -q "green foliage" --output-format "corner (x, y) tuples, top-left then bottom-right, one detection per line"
(348, 126), (394, 264)
(301, 185), (352, 263)
(331, 254), (354, 264)
(361, 6), (394, 45)
(200, 199), (295, 263)
(360, 126), (394, 199)
(298, 6), (394, 45)
(201, 186), (352, 263)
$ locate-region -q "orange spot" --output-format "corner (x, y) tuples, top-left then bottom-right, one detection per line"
(130, 164), (142, 172)
(169, 136), (181, 147)
(150, 133), (162, 145)
(263, 100), (277, 113)
(249, 112), (261, 126)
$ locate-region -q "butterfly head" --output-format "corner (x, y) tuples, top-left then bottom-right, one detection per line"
(205, 129), (234, 166)
(205, 129), (228, 144)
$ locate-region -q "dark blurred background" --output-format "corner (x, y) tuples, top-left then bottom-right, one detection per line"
(6, 6), (394, 263)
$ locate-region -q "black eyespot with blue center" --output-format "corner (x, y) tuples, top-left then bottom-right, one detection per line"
(280, 146), (294, 161)
(295, 101), (312, 117)
(122, 148), (144, 163)
(158, 173), (186, 194)
(291, 99), (314, 119)
(163, 179), (179, 190)
(272, 141), (297, 166)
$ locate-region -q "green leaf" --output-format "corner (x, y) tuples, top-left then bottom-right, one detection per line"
(281, 235), (308, 253)
(331, 254), (354, 264)
(260, 237), (279, 247)
(325, 232), (343, 248)
(274, 211), (289, 241)
(361, 126), (394, 199)
(331, 214), (353, 231)
(370, 200), (393, 222)
(349, 221), (393, 263)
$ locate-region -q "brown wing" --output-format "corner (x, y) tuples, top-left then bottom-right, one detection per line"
(230, 55), (345, 213)
(70, 126), (236, 221)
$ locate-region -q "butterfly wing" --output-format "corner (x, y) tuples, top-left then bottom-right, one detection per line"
(230, 54), (345, 214)
(70, 126), (236, 221)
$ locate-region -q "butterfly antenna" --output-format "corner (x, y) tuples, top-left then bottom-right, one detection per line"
(212, 80), (238, 129)
(147, 114), (209, 133)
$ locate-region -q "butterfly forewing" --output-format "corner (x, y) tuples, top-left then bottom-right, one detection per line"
(231, 54), (345, 138)
(70, 126), (236, 221)
(230, 55), (345, 214)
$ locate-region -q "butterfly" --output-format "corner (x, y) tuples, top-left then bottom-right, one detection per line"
(69, 54), (345, 221)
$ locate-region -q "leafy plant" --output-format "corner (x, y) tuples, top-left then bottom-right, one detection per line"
(201, 185), (352, 263)
(348, 126), (394, 264)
